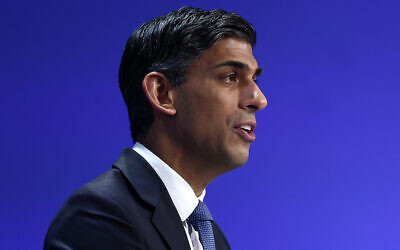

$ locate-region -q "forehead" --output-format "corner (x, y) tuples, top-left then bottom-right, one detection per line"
(192, 38), (258, 72)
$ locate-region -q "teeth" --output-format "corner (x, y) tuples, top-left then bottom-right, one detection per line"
(240, 125), (251, 131)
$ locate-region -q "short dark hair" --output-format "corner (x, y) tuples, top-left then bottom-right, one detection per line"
(119, 6), (257, 142)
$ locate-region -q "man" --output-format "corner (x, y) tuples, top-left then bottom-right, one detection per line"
(44, 6), (267, 250)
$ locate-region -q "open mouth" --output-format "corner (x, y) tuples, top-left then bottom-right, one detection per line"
(235, 124), (256, 141)
(240, 125), (252, 133)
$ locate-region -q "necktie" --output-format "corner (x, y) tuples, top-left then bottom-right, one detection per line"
(188, 201), (216, 250)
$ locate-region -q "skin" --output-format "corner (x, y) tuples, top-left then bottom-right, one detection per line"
(141, 38), (267, 196)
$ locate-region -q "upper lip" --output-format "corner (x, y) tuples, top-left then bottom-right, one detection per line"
(235, 120), (257, 132)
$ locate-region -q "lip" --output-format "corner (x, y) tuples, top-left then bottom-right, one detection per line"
(234, 121), (257, 142)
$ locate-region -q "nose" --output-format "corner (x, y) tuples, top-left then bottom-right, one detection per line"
(241, 81), (268, 112)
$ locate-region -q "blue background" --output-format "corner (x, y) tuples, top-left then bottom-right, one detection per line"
(1, 0), (399, 249)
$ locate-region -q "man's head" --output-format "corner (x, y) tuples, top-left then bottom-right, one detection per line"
(119, 7), (267, 177)
(119, 6), (257, 142)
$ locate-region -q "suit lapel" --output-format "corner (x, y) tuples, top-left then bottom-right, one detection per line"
(113, 148), (191, 250)
(152, 190), (191, 250)
(213, 222), (231, 250)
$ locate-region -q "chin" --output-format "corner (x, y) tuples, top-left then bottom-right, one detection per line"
(227, 148), (250, 169)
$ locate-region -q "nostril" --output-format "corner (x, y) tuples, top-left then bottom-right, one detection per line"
(246, 104), (258, 110)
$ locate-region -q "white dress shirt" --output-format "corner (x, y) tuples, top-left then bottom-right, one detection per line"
(133, 143), (205, 250)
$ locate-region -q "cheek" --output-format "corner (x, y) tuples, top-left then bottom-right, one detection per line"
(176, 86), (237, 135)
(182, 105), (232, 146)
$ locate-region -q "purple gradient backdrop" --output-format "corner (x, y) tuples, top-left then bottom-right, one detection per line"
(1, 0), (399, 249)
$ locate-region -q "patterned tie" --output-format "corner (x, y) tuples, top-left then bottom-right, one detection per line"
(188, 201), (216, 250)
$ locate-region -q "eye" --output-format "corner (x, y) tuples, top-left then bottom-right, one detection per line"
(223, 73), (238, 84)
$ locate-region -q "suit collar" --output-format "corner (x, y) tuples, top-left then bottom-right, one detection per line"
(112, 148), (191, 250)
(132, 142), (206, 221)
(112, 148), (161, 206)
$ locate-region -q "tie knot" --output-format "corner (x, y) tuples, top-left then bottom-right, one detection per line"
(189, 201), (213, 222)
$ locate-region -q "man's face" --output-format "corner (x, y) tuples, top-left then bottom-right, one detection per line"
(172, 38), (267, 174)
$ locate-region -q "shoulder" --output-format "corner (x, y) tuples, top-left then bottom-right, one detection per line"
(44, 168), (147, 250)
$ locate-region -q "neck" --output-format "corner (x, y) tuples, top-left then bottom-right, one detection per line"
(140, 127), (219, 197)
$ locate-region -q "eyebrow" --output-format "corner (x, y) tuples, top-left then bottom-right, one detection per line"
(214, 60), (263, 77)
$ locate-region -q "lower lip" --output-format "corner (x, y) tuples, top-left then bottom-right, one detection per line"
(235, 128), (256, 142)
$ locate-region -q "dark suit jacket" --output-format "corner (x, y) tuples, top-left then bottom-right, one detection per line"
(44, 148), (231, 250)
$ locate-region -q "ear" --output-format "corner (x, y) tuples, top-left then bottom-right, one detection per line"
(142, 72), (176, 115)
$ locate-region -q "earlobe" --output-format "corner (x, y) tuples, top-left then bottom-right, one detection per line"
(142, 72), (177, 115)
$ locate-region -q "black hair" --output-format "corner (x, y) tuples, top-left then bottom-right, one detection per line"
(119, 6), (256, 142)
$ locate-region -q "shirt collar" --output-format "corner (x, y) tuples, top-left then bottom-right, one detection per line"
(133, 142), (205, 221)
